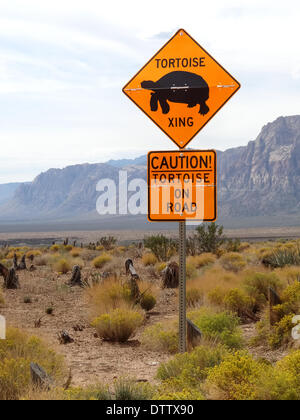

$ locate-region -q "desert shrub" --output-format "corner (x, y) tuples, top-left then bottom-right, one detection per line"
(50, 244), (60, 252)
(195, 223), (225, 254)
(23, 297), (32, 304)
(34, 255), (48, 266)
(220, 253), (246, 273)
(223, 288), (255, 316)
(143, 235), (177, 262)
(186, 234), (198, 256)
(6, 251), (22, 259)
(26, 250), (42, 259)
(186, 288), (203, 308)
(276, 350), (300, 388)
(96, 245), (105, 252)
(114, 377), (154, 400)
(98, 236), (117, 251)
(70, 248), (81, 258)
(91, 308), (143, 343)
(0, 328), (65, 400)
(243, 271), (281, 309)
(205, 351), (265, 400)
(64, 245), (73, 252)
(142, 253), (158, 266)
(262, 245), (300, 268)
(186, 260), (198, 279)
(63, 384), (112, 400)
(157, 344), (228, 385)
(271, 282), (300, 321)
(0, 290), (4, 306)
(53, 258), (72, 274)
(71, 257), (84, 269)
(188, 309), (243, 349)
(155, 385), (205, 400)
(140, 293), (156, 311)
(275, 266), (300, 285)
(192, 253), (216, 268)
(46, 307), (54, 315)
(86, 279), (132, 316)
(0, 259), (11, 269)
(224, 239), (241, 253)
(92, 253), (112, 269)
(141, 322), (178, 354)
(207, 287), (227, 306)
(268, 314), (294, 349)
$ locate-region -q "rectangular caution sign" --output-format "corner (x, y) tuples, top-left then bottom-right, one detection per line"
(148, 150), (217, 222)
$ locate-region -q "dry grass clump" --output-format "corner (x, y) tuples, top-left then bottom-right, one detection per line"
(220, 253), (246, 273)
(274, 266), (300, 285)
(70, 248), (81, 258)
(191, 267), (242, 297)
(141, 321), (178, 354)
(92, 253), (112, 269)
(53, 258), (72, 274)
(142, 253), (158, 266)
(91, 308), (144, 343)
(86, 278), (132, 316)
(186, 288), (204, 308)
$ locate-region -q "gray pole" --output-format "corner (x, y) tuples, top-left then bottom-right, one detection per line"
(179, 220), (187, 353)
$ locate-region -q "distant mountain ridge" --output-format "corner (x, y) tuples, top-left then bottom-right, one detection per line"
(0, 115), (299, 227)
(0, 183), (25, 206)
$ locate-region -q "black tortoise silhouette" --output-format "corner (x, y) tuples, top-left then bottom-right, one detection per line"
(141, 71), (210, 116)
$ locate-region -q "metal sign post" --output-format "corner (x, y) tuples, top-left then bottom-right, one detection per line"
(179, 220), (187, 353)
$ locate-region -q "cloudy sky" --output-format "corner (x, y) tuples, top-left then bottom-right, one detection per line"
(0, 0), (299, 183)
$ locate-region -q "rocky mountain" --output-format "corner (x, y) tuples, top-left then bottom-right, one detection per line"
(0, 183), (24, 206)
(218, 115), (300, 218)
(0, 115), (299, 227)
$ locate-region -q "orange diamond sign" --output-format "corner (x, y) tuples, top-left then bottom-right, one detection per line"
(123, 29), (240, 149)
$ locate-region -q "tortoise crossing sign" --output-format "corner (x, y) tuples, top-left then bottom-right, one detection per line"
(123, 29), (240, 149)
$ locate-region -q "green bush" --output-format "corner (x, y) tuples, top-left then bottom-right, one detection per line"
(195, 223), (225, 254)
(188, 309), (244, 349)
(91, 309), (143, 343)
(243, 271), (281, 309)
(114, 378), (154, 400)
(223, 288), (255, 316)
(143, 235), (177, 262)
(224, 239), (241, 253)
(157, 344), (228, 385)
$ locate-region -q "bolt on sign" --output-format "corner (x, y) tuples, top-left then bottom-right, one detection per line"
(148, 150), (216, 222)
(123, 29), (240, 149)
